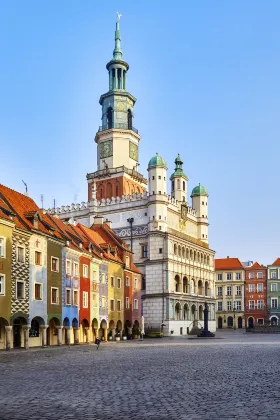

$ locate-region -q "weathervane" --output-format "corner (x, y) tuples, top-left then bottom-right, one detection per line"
(116, 12), (122, 20)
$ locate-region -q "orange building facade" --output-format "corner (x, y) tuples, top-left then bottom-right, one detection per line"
(244, 262), (267, 328)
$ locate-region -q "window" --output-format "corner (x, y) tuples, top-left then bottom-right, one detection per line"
(0, 237), (5, 258)
(110, 299), (115, 311)
(226, 286), (232, 296)
(51, 287), (58, 304)
(125, 256), (130, 268)
(34, 283), (42, 300)
(73, 262), (79, 276)
(227, 301), (232, 311)
(51, 257), (59, 272)
(271, 298), (278, 308)
(111, 276), (115, 287)
(17, 246), (25, 263)
(73, 290), (79, 306)
(101, 273), (105, 284)
(117, 278), (121, 288)
(126, 297), (129, 309)
(235, 301), (241, 310)
(257, 272), (263, 279)
(92, 270), (97, 282)
(66, 288), (71, 305)
(257, 319), (264, 325)
(0, 274), (5, 295)
(134, 278), (138, 289)
(257, 300), (263, 309)
(249, 272), (254, 279)
(226, 273), (232, 280)
(217, 274), (222, 281)
(217, 287), (222, 296)
(117, 300), (121, 311)
(92, 294), (97, 307)
(159, 248), (163, 254)
(152, 176), (155, 180)
(35, 251), (42, 266)
(248, 284), (255, 293)
(236, 286), (241, 296)
(249, 300), (254, 309)
(271, 283), (277, 292)
(16, 281), (25, 299)
(158, 175), (161, 180)
(271, 271), (277, 279)
(83, 265), (88, 278)
(257, 284), (263, 292)
(236, 273), (241, 280)
(83, 292), (88, 308)
(66, 259), (71, 275)
(141, 245), (148, 258)
(133, 299), (138, 310)
(217, 301), (222, 311)
(126, 277), (130, 287)
(29, 319), (40, 338)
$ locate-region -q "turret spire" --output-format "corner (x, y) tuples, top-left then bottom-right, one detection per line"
(113, 19), (123, 60)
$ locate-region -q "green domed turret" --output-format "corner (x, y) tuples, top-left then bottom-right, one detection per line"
(170, 153), (188, 180)
(191, 183), (208, 196)
(148, 153), (167, 169)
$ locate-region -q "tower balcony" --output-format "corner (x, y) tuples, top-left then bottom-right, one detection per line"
(87, 165), (148, 185)
(98, 122), (138, 134)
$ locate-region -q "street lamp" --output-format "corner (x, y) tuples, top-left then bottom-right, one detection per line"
(233, 304), (236, 330)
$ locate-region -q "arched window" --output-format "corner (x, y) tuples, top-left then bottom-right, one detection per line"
(178, 246), (181, 257)
(172, 181), (174, 191)
(198, 280), (203, 295)
(107, 107), (113, 129)
(182, 247), (185, 259)
(115, 182), (119, 197)
(177, 179), (180, 189)
(183, 277), (188, 293)
(174, 244), (177, 255)
(175, 275), (180, 292)
(183, 181), (185, 191)
(127, 109), (132, 129)
(175, 303), (181, 320)
(29, 319), (40, 338)
(107, 183), (112, 198)
(186, 248), (189, 259)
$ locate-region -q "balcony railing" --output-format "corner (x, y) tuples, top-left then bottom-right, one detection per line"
(87, 165), (148, 184)
(98, 123), (138, 134)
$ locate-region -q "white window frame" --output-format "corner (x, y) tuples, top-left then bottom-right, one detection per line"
(271, 283), (277, 292)
(101, 296), (106, 308)
(92, 293), (97, 307)
(134, 278), (138, 290)
(126, 297), (129, 309)
(226, 286), (232, 296)
(217, 287), (222, 296)
(66, 259), (71, 275)
(236, 286), (241, 296)
(257, 300), (263, 309)
(249, 273), (254, 279)
(117, 278), (121, 289)
(92, 270), (97, 282)
(34, 282), (43, 301)
(16, 280), (25, 299)
(271, 298), (278, 308)
(236, 273), (241, 280)
(217, 301), (222, 311)
(73, 289), (79, 306)
(226, 273), (232, 281)
(83, 264), (88, 278)
(51, 287), (59, 305)
(0, 237), (6, 258)
(34, 250), (42, 266)
(227, 301), (232, 311)
(17, 245), (25, 263)
(73, 262), (79, 276)
(126, 276), (130, 287)
(249, 300), (254, 310)
(0, 274), (5, 296)
(271, 271), (277, 279)
(133, 299), (138, 310)
(257, 272), (263, 279)
(110, 299), (115, 311)
(110, 276), (115, 287)
(117, 299), (121, 312)
(66, 288), (71, 305)
(236, 301), (241, 310)
(83, 291), (88, 308)
(51, 257), (59, 272)
(257, 283), (263, 292)
(248, 284), (255, 293)
(125, 256), (130, 268)
(217, 274), (222, 281)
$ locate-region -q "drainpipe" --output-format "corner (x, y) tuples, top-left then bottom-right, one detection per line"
(127, 218), (134, 253)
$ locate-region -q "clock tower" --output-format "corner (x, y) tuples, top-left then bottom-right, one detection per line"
(87, 18), (147, 201)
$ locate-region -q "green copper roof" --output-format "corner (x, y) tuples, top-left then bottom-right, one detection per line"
(148, 153), (167, 168)
(191, 183), (208, 196)
(170, 153), (188, 180)
(113, 21), (122, 60)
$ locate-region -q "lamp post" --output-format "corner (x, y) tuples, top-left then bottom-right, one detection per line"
(233, 304), (236, 330)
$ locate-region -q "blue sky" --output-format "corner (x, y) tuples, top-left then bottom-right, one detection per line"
(1, 1), (279, 265)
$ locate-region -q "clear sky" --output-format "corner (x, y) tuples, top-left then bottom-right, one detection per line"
(1, 1), (280, 265)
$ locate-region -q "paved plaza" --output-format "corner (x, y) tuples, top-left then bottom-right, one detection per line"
(1, 331), (280, 420)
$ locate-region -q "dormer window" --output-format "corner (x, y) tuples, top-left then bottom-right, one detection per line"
(125, 256), (130, 268)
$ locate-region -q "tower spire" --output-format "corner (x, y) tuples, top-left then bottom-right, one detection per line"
(113, 18), (122, 60)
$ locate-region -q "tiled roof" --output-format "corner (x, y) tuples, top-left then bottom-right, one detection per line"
(215, 258), (243, 270)
(272, 258), (280, 266)
(249, 262), (263, 269)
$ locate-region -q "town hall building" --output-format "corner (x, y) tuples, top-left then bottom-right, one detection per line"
(52, 18), (216, 335)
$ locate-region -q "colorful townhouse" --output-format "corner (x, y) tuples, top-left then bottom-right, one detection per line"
(267, 258), (280, 325)
(244, 262), (267, 327)
(215, 257), (245, 329)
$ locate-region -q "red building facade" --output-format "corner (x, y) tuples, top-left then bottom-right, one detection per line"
(245, 262), (267, 328)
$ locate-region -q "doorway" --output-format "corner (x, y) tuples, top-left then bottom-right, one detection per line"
(248, 317), (254, 329)
(13, 318), (23, 348)
(238, 317), (243, 329)
(218, 317), (223, 329)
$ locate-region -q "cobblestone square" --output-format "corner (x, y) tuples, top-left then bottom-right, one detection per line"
(1, 332), (280, 420)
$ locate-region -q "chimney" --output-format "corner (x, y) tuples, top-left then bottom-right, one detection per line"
(227, 256), (229, 259)
(94, 216), (104, 225)
(105, 220), (112, 228)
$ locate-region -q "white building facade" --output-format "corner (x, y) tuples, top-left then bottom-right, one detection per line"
(52, 19), (216, 335)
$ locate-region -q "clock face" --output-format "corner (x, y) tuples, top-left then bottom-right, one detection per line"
(117, 102), (124, 111)
(129, 141), (138, 161)
(100, 140), (113, 159)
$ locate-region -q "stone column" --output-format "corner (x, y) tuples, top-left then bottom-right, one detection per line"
(114, 68), (117, 89)
(41, 325), (48, 347)
(73, 327), (79, 345)
(111, 328), (116, 340)
(85, 327), (89, 344)
(5, 326), (12, 351)
(57, 327), (63, 346)
(92, 328), (97, 342)
(65, 327), (71, 345)
(22, 325), (30, 350)
(109, 70), (113, 90)
(104, 328), (108, 342)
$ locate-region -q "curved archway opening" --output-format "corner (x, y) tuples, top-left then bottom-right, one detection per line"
(183, 304), (189, 320)
(175, 274), (180, 292)
(227, 316), (233, 328)
(107, 107), (113, 129)
(199, 305), (203, 321)
(198, 280), (203, 295)
(175, 302), (181, 320)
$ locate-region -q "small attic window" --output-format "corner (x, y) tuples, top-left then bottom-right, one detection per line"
(66, 240), (70, 246)
(79, 243), (82, 249)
